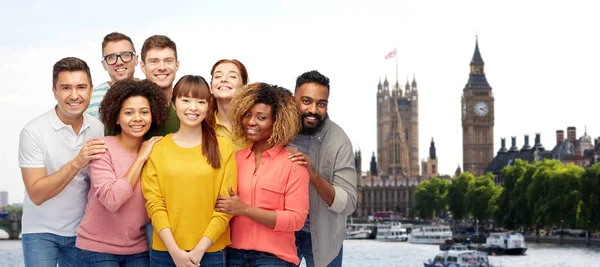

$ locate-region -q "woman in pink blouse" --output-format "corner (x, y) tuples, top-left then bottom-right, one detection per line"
(76, 80), (168, 266)
(215, 83), (309, 266)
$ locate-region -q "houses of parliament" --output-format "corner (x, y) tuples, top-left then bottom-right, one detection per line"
(355, 38), (495, 218)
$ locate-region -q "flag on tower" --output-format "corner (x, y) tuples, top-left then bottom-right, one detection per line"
(385, 49), (396, 60)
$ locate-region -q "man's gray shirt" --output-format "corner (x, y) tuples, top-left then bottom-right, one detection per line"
(303, 117), (357, 267)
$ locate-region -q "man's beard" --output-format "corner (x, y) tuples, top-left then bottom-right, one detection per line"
(300, 112), (326, 135)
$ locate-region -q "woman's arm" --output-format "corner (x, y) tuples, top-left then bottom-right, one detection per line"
(216, 164), (309, 231)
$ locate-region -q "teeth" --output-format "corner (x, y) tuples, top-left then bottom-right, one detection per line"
(68, 103), (81, 106)
(247, 129), (259, 133)
(115, 68), (126, 73)
(130, 125), (144, 129)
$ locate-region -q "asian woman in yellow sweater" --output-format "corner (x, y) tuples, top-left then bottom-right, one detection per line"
(142, 75), (237, 267)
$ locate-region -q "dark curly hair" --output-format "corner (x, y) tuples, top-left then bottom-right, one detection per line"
(230, 83), (300, 146)
(99, 79), (169, 134)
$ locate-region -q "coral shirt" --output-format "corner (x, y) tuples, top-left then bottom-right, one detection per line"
(230, 145), (309, 264)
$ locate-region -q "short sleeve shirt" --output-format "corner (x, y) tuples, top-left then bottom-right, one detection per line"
(18, 107), (104, 236)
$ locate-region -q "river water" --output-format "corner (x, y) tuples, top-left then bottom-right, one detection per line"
(1, 239), (600, 266)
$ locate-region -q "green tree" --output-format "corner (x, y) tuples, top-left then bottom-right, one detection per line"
(578, 163), (600, 230)
(494, 159), (529, 229)
(527, 160), (582, 228)
(466, 173), (497, 223)
(447, 172), (475, 220)
(414, 177), (449, 219)
(2, 204), (23, 218)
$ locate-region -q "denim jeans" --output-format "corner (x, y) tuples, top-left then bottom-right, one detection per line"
(151, 249), (225, 267)
(295, 231), (343, 267)
(22, 233), (79, 267)
(145, 223), (153, 253)
(78, 249), (150, 266)
(227, 248), (295, 267)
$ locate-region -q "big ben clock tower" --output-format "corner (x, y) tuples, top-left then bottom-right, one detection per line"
(461, 37), (494, 176)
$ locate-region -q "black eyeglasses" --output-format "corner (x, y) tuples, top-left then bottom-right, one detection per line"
(103, 52), (136, 65)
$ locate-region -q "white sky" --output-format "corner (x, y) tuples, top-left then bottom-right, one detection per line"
(1, 0), (599, 204)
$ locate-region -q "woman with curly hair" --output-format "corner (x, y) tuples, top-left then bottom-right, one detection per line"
(215, 83), (309, 266)
(209, 59), (251, 150)
(76, 79), (169, 266)
(142, 75), (237, 267)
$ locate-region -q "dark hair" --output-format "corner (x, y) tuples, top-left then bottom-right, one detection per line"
(99, 80), (169, 134)
(101, 32), (136, 55)
(172, 75), (221, 169)
(141, 35), (177, 62)
(231, 83), (300, 146)
(295, 70), (330, 92)
(210, 59), (249, 85)
(52, 57), (92, 88)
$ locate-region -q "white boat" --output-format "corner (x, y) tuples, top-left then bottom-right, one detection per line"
(475, 232), (527, 255)
(0, 229), (9, 239)
(346, 228), (373, 239)
(409, 225), (453, 244)
(376, 222), (408, 242)
(424, 248), (494, 267)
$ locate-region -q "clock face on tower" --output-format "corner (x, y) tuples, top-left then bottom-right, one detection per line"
(474, 101), (489, 116)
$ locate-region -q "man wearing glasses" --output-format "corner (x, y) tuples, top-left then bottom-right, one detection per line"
(85, 32), (138, 120)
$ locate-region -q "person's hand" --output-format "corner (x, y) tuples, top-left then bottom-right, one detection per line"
(215, 186), (248, 216)
(73, 138), (106, 169)
(188, 247), (205, 266)
(288, 150), (312, 168)
(169, 248), (197, 267)
(137, 136), (162, 161)
(288, 150), (319, 179)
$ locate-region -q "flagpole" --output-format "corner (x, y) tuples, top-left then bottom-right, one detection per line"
(395, 45), (398, 90)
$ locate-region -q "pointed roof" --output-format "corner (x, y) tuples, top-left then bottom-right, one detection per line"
(464, 36), (491, 89)
(412, 74), (417, 89)
(470, 36), (485, 66)
(383, 75), (389, 87)
(429, 137), (436, 160)
(377, 77), (382, 90)
(405, 78), (410, 91)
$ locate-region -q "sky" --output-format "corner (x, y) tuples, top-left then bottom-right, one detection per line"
(1, 0), (599, 204)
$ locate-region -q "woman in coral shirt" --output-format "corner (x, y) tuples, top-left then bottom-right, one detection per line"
(216, 83), (309, 266)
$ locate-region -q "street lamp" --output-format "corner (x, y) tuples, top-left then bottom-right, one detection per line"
(560, 219), (564, 245)
(535, 219), (540, 243)
(587, 220), (591, 247)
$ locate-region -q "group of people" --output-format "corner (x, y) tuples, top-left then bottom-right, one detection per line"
(17, 32), (357, 267)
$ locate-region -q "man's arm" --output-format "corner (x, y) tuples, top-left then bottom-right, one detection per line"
(21, 134), (106, 206)
(288, 142), (357, 216)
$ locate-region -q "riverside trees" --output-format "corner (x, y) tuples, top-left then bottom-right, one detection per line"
(413, 159), (600, 233)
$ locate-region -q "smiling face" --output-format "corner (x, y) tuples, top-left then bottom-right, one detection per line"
(117, 96), (152, 139)
(210, 62), (244, 101)
(295, 82), (329, 135)
(53, 70), (92, 123)
(174, 95), (208, 128)
(102, 40), (138, 83)
(140, 47), (179, 89)
(242, 103), (274, 146)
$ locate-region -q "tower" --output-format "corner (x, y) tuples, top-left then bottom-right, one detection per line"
(461, 37), (495, 176)
(377, 74), (420, 179)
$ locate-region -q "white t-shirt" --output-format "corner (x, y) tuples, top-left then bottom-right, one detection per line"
(18, 107), (104, 236)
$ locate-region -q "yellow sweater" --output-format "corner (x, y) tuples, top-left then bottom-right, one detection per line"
(214, 112), (251, 152)
(142, 134), (238, 252)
